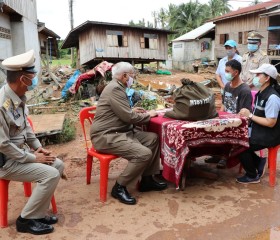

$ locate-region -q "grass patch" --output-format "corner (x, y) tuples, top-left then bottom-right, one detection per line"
(50, 58), (71, 67)
(57, 118), (76, 143)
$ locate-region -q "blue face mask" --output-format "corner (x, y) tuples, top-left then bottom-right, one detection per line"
(225, 73), (234, 82)
(27, 76), (38, 91)
(247, 44), (258, 52)
(226, 50), (234, 57)
(252, 77), (262, 89)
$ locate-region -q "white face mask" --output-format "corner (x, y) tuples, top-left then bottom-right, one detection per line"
(126, 76), (134, 88)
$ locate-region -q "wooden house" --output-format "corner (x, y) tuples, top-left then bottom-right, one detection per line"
(171, 22), (215, 71)
(61, 21), (175, 68)
(212, 0), (280, 68)
(0, 0), (40, 71)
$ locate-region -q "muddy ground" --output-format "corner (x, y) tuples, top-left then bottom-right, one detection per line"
(1, 68), (280, 240)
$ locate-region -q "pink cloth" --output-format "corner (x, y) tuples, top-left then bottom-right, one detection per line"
(148, 113), (249, 186)
(69, 61), (113, 94)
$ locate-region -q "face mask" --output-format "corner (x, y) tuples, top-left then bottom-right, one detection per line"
(225, 73), (234, 82)
(247, 44), (258, 52)
(252, 77), (262, 89)
(126, 76), (133, 88)
(27, 76), (38, 91)
(226, 50), (234, 57)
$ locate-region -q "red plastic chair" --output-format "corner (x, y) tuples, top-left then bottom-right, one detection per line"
(268, 145), (280, 187)
(0, 117), (58, 228)
(79, 106), (118, 202)
(238, 145), (280, 187)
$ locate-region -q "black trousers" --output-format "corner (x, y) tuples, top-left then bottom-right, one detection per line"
(239, 141), (267, 178)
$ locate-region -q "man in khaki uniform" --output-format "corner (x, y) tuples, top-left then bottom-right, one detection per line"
(0, 50), (64, 235)
(240, 31), (270, 87)
(90, 62), (167, 205)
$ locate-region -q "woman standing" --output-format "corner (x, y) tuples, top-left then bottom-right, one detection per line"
(216, 40), (242, 91)
(237, 64), (280, 184)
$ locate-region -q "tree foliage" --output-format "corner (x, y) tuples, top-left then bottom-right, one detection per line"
(128, 0), (232, 39)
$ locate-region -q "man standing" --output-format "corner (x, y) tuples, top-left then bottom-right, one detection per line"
(90, 62), (167, 205)
(0, 50), (64, 235)
(240, 31), (270, 87)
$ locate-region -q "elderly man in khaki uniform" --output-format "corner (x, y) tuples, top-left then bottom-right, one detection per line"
(240, 31), (270, 87)
(90, 62), (167, 205)
(0, 50), (64, 235)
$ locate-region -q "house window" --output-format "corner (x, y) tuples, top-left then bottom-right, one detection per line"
(238, 32), (243, 44)
(140, 34), (158, 49)
(244, 31), (249, 44)
(219, 34), (229, 44)
(106, 30), (128, 47)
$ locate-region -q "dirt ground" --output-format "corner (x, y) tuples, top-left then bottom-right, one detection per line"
(2, 69), (280, 239)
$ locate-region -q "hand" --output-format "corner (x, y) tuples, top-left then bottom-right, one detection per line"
(239, 108), (251, 118)
(36, 147), (51, 156)
(148, 110), (158, 117)
(34, 148), (56, 165)
(133, 107), (146, 113)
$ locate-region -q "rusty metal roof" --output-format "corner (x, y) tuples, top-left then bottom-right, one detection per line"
(212, 1), (280, 23)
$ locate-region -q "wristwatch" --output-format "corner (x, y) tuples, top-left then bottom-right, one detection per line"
(249, 113), (253, 119)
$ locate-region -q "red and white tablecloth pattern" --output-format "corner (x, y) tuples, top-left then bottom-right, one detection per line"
(148, 113), (249, 186)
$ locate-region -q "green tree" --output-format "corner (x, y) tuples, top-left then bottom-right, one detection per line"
(158, 8), (168, 29)
(168, 1), (209, 38)
(207, 0), (231, 18)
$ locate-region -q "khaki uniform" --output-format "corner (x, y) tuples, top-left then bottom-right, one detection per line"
(240, 50), (270, 85)
(0, 84), (64, 219)
(90, 79), (160, 186)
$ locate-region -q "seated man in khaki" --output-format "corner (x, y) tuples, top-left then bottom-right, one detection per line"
(90, 62), (167, 205)
(0, 50), (64, 235)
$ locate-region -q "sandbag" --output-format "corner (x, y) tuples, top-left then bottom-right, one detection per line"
(164, 78), (218, 121)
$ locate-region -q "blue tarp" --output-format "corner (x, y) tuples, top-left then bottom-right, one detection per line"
(61, 70), (81, 98)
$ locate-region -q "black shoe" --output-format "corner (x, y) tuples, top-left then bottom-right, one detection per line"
(139, 175), (168, 192)
(258, 157), (267, 178)
(111, 182), (136, 205)
(36, 216), (58, 225)
(16, 216), (54, 235)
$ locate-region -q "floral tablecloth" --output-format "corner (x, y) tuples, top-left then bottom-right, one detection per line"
(148, 113), (249, 186)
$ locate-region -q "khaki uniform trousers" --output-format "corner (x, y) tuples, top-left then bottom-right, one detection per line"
(98, 130), (160, 186)
(0, 158), (64, 219)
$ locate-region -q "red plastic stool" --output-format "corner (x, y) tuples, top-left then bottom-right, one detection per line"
(0, 179), (57, 228)
(268, 145), (280, 187)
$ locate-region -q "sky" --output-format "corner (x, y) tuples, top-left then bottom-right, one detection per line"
(36, 0), (271, 39)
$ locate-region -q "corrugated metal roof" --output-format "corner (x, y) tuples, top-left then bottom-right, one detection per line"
(172, 22), (215, 42)
(61, 21), (176, 49)
(212, 1), (280, 22)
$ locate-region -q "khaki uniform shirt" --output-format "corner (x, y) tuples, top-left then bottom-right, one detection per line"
(240, 49), (270, 85)
(90, 79), (150, 150)
(0, 84), (41, 163)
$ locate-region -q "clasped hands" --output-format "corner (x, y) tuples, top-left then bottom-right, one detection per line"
(34, 147), (56, 165)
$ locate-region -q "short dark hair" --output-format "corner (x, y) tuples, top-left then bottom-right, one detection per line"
(6, 71), (24, 83)
(225, 59), (242, 74)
